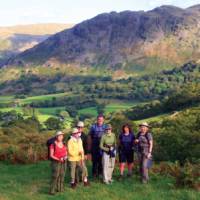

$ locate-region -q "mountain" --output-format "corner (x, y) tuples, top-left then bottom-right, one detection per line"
(3, 5), (200, 75)
(0, 23), (74, 65)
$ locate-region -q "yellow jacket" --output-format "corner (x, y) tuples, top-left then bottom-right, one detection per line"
(67, 136), (84, 162)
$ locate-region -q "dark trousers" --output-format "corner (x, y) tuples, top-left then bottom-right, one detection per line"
(91, 149), (102, 177)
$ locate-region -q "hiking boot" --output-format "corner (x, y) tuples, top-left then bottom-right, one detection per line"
(71, 183), (77, 189)
(49, 191), (55, 195)
(142, 179), (148, 184)
(103, 181), (110, 185)
(92, 174), (98, 180)
(118, 174), (124, 181)
(109, 179), (114, 184)
(84, 181), (90, 187)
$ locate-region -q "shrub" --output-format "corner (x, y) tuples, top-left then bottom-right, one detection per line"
(152, 162), (200, 190)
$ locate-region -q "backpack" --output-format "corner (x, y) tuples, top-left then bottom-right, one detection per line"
(46, 137), (56, 160)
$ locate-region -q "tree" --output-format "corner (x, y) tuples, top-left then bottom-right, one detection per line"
(44, 117), (64, 130)
(96, 103), (106, 115)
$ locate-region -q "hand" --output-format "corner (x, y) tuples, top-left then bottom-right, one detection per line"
(87, 154), (92, 161)
(84, 155), (88, 160)
(110, 147), (114, 151)
(135, 139), (139, 144)
(147, 153), (152, 159)
(60, 157), (64, 162)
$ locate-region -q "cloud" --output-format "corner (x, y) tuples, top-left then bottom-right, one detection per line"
(0, 0), (200, 26)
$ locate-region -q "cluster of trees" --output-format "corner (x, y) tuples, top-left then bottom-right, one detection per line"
(125, 83), (200, 120)
(0, 62), (199, 104)
(85, 62), (200, 101)
(153, 108), (200, 164)
(0, 111), (24, 127)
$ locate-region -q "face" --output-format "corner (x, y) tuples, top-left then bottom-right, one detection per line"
(73, 133), (79, 138)
(106, 128), (112, 134)
(140, 126), (148, 133)
(124, 126), (129, 133)
(57, 134), (64, 142)
(97, 116), (104, 126)
(78, 126), (83, 132)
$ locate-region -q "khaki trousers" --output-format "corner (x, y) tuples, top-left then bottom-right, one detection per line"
(69, 160), (88, 183)
(102, 152), (115, 183)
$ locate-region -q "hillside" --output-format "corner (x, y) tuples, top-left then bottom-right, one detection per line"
(0, 161), (199, 200)
(3, 5), (200, 75)
(0, 23), (74, 65)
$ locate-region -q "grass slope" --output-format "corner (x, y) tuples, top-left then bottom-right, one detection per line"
(0, 161), (198, 200)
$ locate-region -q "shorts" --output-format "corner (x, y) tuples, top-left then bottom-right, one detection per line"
(119, 151), (134, 163)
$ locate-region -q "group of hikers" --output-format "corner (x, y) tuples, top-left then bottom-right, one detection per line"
(47, 114), (153, 195)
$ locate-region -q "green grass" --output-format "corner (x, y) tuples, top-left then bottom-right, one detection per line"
(135, 113), (171, 124)
(0, 95), (14, 103)
(0, 106), (66, 123)
(0, 161), (198, 200)
(0, 100), (142, 124)
(20, 93), (69, 104)
(78, 107), (98, 116)
(78, 102), (137, 116)
(37, 107), (65, 115)
(0, 107), (23, 114)
(105, 103), (137, 113)
(0, 93), (70, 105)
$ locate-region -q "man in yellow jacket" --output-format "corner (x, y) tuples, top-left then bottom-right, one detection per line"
(68, 128), (89, 189)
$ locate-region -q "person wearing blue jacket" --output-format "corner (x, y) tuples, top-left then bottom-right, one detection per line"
(88, 114), (107, 178)
(118, 124), (135, 178)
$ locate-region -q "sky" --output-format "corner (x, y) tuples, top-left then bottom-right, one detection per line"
(0, 0), (200, 26)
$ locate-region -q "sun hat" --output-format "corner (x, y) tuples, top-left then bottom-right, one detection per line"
(105, 124), (112, 130)
(139, 122), (150, 128)
(55, 131), (64, 137)
(72, 128), (79, 134)
(77, 121), (84, 128)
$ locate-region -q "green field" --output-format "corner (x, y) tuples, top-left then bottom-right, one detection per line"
(21, 93), (70, 104)
(0, 161), (198, 200)
(78, 102), (137, 116)
(0, 93), (69, 105)
(135, 113), (171, 124)
(0, 106), (66, 123)
(0, 95), (14, 103)
(0, 93), (139, 123)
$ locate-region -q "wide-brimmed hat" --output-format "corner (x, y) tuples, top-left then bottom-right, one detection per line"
(77, 121), (84, 128)
(55, 131), (64, 137)
(105, 124), (112, 130)
(72, 128), (79, 134)
(139, 122), (150, 128)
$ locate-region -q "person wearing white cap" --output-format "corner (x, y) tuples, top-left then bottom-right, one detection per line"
(135, 122), (153, 184)
(67, 128), (89, 189)
(76, 121), (89, 157)
(49, 131), (67, 195)
(76, 121), (89, 183)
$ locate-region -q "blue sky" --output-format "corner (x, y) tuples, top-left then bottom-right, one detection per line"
(0, 0), (200, 26)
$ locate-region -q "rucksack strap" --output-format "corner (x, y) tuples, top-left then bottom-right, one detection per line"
(137, 132), (150, 144)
